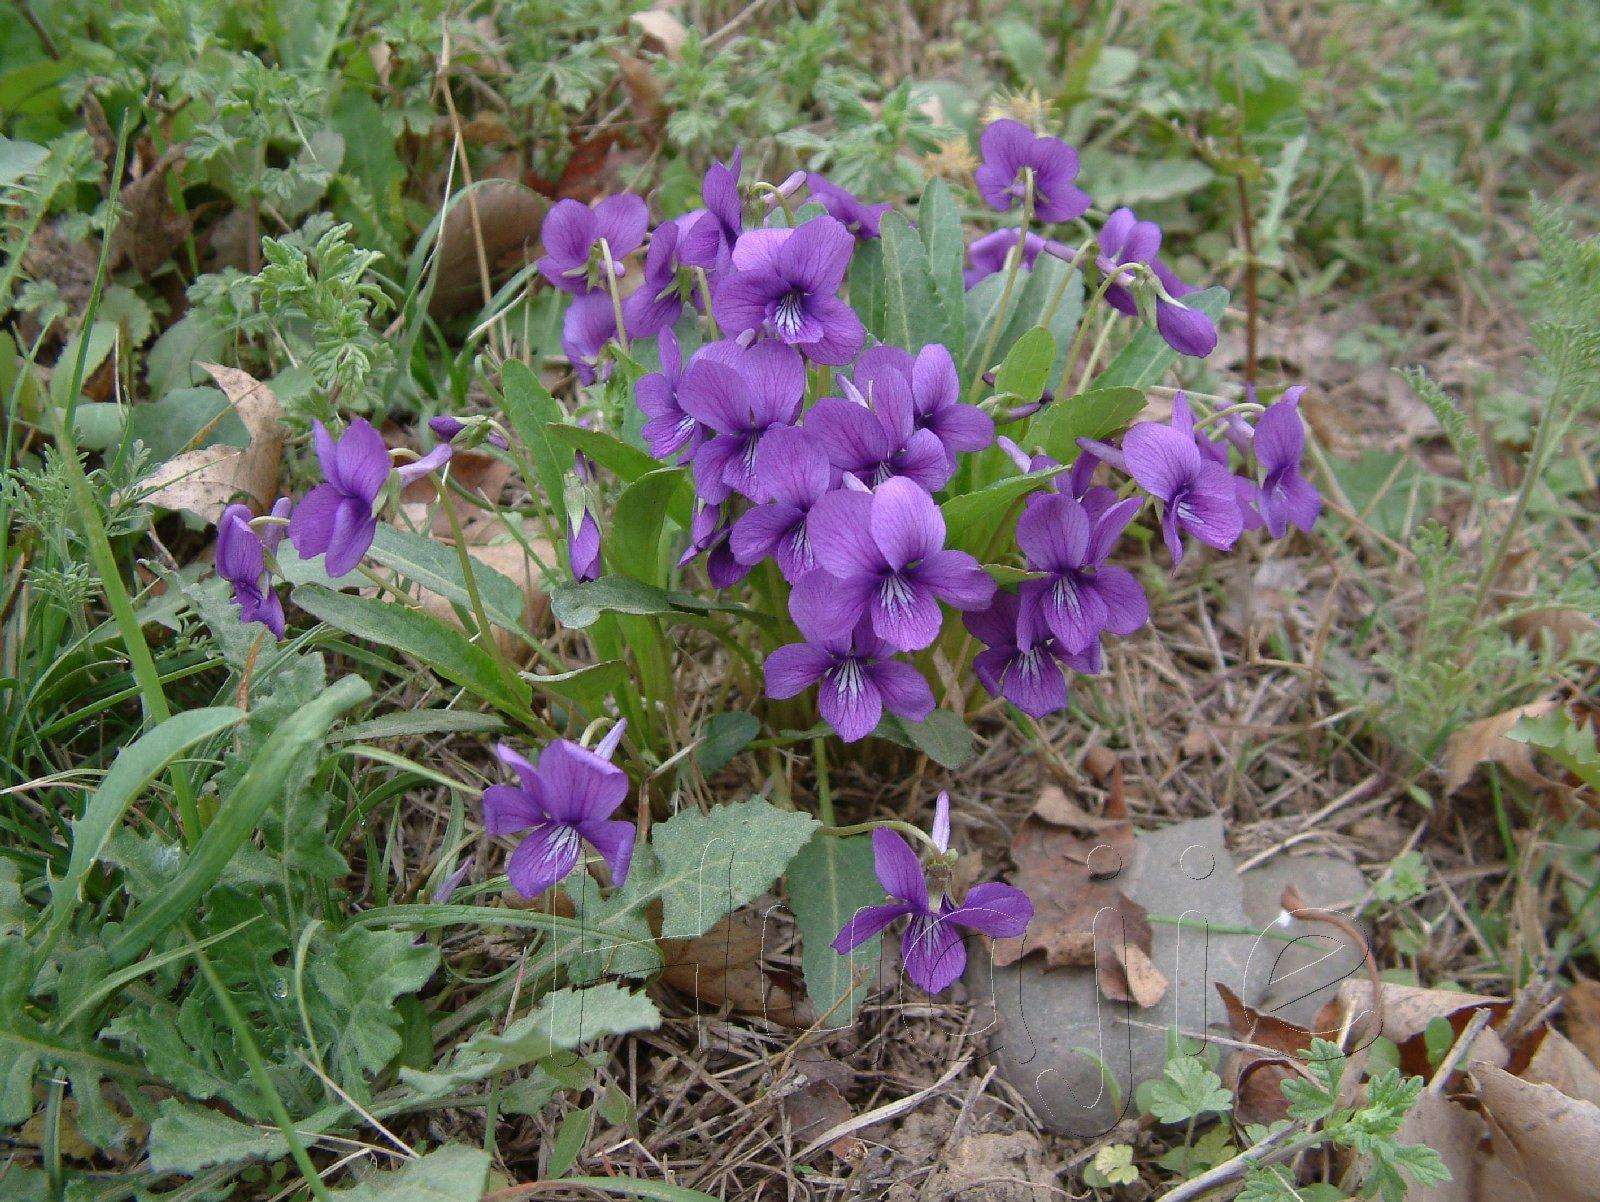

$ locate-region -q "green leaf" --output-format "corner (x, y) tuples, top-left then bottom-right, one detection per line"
(459, 984), (660, 1073)
(329, 1144), (491, 1201)
(1095, 286), (1229, 391)
(964, 255), (1083, 385)
(523, 660), (629, 708)
(941, 464), (1068, 556)
(848, 236), (887, 339)
(307, 926), (440, 1094)
(293, 586), (530, 718)
(994, 327), (1056, 403)
(1144, 1056), (1233, 1124)
(547, 1106), (594, 1177)
(43, 706), (244, 950)
(1077, 152), (1215, 205)
(107, 676), (371, 965)
(884, 709), (976, 769)
(787, 834), (882, 1027)
(501, 359), (573, 530)
(693, 712), (760, 776)
(917, 177), (966, 358)
(0, 137), (47, 186)
(649, 799), (819, 938)
(148, 1099), (296, 1174)
(1029, 387), (1148, 461)
(368, 524), (531, 640)
(880, 211), (942, 350)
(607, 467), (691, 584)
(549, 423), (659, 485)
(549, 575), (767, 631)
(332, 710), (504, 744)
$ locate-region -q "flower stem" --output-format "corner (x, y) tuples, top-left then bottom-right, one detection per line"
(598, 238), (630, 354)
(966, 177), (1035, 402)
(820, 817), (943, 855)
(812, 735), (835, 825)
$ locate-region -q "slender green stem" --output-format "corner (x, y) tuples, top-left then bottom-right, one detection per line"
(812, 736), (835, 825)
(821, 817), (947, 854)
(598, 238), (629, 354)
(965, 179), (1035, 402)
(187, 927), (334, 1202)
(47, 118), (202, 846)
(436, 469), (526, 702)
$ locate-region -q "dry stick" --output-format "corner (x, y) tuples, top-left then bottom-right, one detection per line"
(1152, 1122), (1311, 1202)
(1427, 1006), (1496, 1093)
(436, 30), (505, 361)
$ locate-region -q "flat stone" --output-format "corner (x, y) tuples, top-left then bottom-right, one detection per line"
(972, 816), (1265, 1137)
(1238, 854), (1370, 1029)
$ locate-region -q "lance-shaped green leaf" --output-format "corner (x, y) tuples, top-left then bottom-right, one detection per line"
(993, 327), (1056, 403)
(607, 466), (691, 585)
(880, 211), (943, 351)
(1030, 386), (1147, 462)
(787, 833), (882, 1027)
(367, 524), (531, 639)
(917, 177), (967, 358)
(501, 358), (572, 529)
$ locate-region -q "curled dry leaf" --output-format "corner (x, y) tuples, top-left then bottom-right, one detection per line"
(629, 8), (688, 55)
(1329, 979), (1513, 1080)
(1443, 699), (1560, 795)
(991, 784), (1169, 1008)
(780, 1054), (862, 1163)
(659, 909), (812, 1028)
(141, 363), (284, 522)
(428, 178), (546, 318)
(1394, 1088), (1489, 1202)
(1217, 982), (1316, 1122)
(1474, 1063), (1600, 1202)
(107, 147), (190, 278)
(1562, 981), (1600, 1070)
(1521, 1029), (1600, 1108)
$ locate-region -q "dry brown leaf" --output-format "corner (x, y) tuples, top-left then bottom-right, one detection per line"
(1523, 1030), (1600, 1109)
(630, 8), (688, 54)
(1217, 982), (1316, 1122)
(142, 363), (284, 521)
(1331, 979), (1511, 1078)
(660, 910), (811, 1027)
(1395, 1089), (1487, 1202)
(107, 148), (190, 277)
(1510, 608), (1600, 653)
(781, 1055), (862, 1163)
(1563, 982), (1600, 1069)
(1475, 1063), (1600, 1202)
(992, 786), (1167, 1007)
(428, 178), (546, 318)
(1443, 700), (1560, 795)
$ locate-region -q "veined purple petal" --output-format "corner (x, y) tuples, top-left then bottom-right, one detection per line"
(507, 822), (584, 898)
(818, 656), (884, 741)
(777, 214), (854, 293)
(324, 497), (377, 578)
(1085, 565), (1149, 636)
(483, 783), (545, 836)
(871, 828), (929, 908)
(763, 641), (835, 698)
(1124, 422), (1203, 502)
(535, 740), (629, 824)
(577, 817), (636, 886)
(865, 658), (935, 724)
(911, 549), (995, 610)
(870, 477), (944, 570)
(806, 489), (884, 578)
(1002, 644), (1071, 717)
(831, 900), (912, 954)
(789, 569), (874, 644)
(901, 912), (967, 993)
(1016, 493), (1091, 573)
(592, 193), (649, 259)
(944, 881), (1033, 937)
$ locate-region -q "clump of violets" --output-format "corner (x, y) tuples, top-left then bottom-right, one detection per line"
(482, 724), (635, 899)
(833, 794), (1033, 993)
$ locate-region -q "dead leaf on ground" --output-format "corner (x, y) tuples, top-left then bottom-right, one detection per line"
(1396, 1089), (1489, 1202)
(1443, 700), (1560, 795)
(397, 446), (517, 537)
(992, 784), (1168, 1007)
(428, 178), (546, 318)
(1510, 608), (1600, 653)
(1522, 1029), (1600, 1108)
(107, 148), (190, 277)
(630, 8), (688, 55)
(1329, 980), (1513, 1080)
(142, 363), (284, 521)
(1217, 982), (1317, 1121)
(660, 909), (811, 1028)
(1474, 1063), (1600, 1202)
(780, 1054), (862, 1163)
(1563, 981), (1600, 1070)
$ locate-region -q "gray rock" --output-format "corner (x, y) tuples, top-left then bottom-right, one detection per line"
(972, 816), (1267, 1137)
(1238, 854), (1370, 1029)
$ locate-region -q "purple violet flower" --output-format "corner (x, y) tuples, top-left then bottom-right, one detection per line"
(966, 590), (1100, 718)
(805, 173), (891, 240)
(764, 615), (934, 743)
(1252, 387), (1321, 537)
(678, 500), (753, 589)
(1151, 260), (1217, 358)
(974, 119), (1091, 224)
(635, 329), (703, 462)
(622, 215), (693, 339)
(483, 728), (635, 899)
(1122, 419), (1245, 566)
(678, 339), (806, 502)
(430, 415), (508, 450)
(394, 442), (452, 485)
(791, 477), (995, 652)
(680, 149), (744, 276)
(730, 426), (837, 580)
(562, 291), (624, 385)
(289, 418), (389, 577)
(1097, 207), (1162, 315)
(805, 359), (953, 493)
(1016, 492), (1149, 654)
(906, 343), (995, 464)
(831, 826), (1032, 994)
(538, 195), (649, 295)
(712, 215), (864, 365)
(216, 498), (291, 638)
(963, 229), (1056, 290)
(568, 508), (601, 581)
